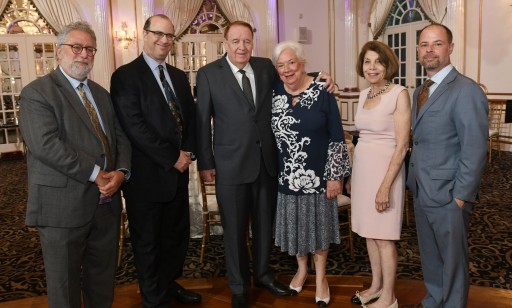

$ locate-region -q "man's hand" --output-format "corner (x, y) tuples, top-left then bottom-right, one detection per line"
(174, 150), (193, 173)
(97, 170), (124, 197)
(200, 169), (216, 182)
(316, 71), (336, 93)
(455, 198), (465, 208)
(326, 180), (341, 200)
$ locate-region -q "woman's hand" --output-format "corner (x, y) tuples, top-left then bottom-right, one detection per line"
(345, 177), (351, 195)
(375, 185), (391, 212)
(326, 180), (341, 200)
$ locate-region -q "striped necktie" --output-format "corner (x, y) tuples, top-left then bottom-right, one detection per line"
(77, 83), (111, 170)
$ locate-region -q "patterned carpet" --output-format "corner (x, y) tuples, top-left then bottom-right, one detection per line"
(0, 152), (511, 302)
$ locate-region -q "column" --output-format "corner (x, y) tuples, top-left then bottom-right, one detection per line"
(265, 0), (278, 57)
(141, 0), (154, 24)
(445, 0), (465, 72)
(92, 0), (115, 89)
(343, 0), (358, 92)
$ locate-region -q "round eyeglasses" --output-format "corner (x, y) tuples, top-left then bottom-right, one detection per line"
(60, 44), (97, 56)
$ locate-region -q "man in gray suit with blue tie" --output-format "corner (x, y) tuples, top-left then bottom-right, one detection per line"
(407, 24), (488, 307)
(19, 21), (131, 308)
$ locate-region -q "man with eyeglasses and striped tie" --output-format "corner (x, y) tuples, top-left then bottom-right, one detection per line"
(19, 21), (131, 308)
(110, 14), (200, 307)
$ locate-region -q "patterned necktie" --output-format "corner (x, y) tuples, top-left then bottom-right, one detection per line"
(158, 65), (183, 138)
(239, 69), (255, 108)
(77, 83), (111, 170)
(416, 79), (434, 115)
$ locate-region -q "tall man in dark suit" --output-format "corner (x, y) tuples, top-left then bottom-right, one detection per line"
(196, 21), (333, 307)
(407, 24), (488, 308)
(19, 21), (131, 308)
(110, 14), (200, 307)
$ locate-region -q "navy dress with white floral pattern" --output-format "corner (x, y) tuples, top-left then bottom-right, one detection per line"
(271, 79), (351, 256)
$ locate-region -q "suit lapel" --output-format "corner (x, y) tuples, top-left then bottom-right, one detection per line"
(219, 57), (255, 112)
(414, 69), (459, 129)
(250, 58), (263, 113)
(51, 68), (99, 137)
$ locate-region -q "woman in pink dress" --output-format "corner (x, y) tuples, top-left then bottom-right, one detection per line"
(347, 41), (411, 308)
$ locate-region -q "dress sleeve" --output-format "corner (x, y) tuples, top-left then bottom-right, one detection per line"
(324, 141), (351, 180)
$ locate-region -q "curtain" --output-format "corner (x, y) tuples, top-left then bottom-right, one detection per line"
(216, 0), (253, 26)
(368, 0), (395, 39)
(417, 0), (447, 23)
(32, 0), (82, 33)
(165, 0), (202, 37)
(0, 0), (9, 15)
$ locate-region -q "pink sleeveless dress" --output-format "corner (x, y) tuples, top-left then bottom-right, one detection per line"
(351, 85), (406, 240)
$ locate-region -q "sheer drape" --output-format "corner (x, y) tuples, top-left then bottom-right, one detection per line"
(165, 0), (202, 37)
(32, 0), (82, 33)
(417, 0), (447, 23)
(368, 0), (394, 39)
(0, 0), (9, 14)
(217, 0), (253, 25)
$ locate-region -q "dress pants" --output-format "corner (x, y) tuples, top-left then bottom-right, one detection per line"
(39, 202), (120, 308)
(414, 196), (473, 308)
(125, 171), (190, 308)
(215, 155), (278, 295)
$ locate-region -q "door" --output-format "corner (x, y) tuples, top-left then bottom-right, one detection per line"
(384, 21), (429, 99)
(0, 34), (56, 153)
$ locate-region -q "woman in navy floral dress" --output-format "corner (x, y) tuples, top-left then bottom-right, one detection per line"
(271, 41), (351, 307)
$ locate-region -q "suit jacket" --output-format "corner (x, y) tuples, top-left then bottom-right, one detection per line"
(196, 56), (278, 185)
(110, 55), (195, 202)
(407, 68), (488, 207)
(19, 67), (131, 228)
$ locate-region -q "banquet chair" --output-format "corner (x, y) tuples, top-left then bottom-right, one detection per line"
(488, 100), (505, 163)
(198, 174), (252, 263)
(118, 195), (128, 267)
(338, 134), (355, 259)
(198, 174), (222, 263)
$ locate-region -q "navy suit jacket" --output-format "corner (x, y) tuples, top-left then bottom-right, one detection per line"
(110, 55), (195, 202)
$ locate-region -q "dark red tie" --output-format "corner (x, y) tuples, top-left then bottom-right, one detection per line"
(417, 79), (434, 115)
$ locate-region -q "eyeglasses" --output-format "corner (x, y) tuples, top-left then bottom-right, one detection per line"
(60, 44), (97, 56)
(144, 29), (176, 40)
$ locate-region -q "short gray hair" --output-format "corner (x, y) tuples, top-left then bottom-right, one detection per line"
(271, 40), (306, 66)
(56, 21), (96, 46)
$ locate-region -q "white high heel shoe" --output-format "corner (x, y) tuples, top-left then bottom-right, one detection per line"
(289, 273), (307, 295)
(315, 285), (330, 307)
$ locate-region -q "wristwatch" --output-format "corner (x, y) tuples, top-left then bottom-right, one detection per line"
(119, 169), (130, 182)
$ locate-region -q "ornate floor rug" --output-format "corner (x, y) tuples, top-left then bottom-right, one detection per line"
(0, 152), (511, 302)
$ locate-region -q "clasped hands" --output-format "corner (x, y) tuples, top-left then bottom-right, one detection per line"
(95, 169), (124, 197)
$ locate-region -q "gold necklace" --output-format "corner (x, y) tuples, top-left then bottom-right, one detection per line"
(367, 81), (391, 100)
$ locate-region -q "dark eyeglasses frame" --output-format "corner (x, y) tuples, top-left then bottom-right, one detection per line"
(60, 44), (97, 56)
(144, 29), (176, 40)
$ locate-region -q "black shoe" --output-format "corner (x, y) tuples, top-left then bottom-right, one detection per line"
(232, 293), (248, 308)
(173, 288), (202, 304)
(351, 293), (361, 305)
(254, 279), (291, 296)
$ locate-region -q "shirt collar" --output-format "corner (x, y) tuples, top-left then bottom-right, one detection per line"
(142, 51), (165, 72)
(59, 66), (88, 89)
(430, 64), (454, 85)
(225, 56), (254, 75)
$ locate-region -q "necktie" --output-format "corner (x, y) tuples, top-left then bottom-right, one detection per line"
(77, 83), (111, 170)
(158, 65), (183, 138)
(416, 79), (434, 115)
(239, 69), (255, 108)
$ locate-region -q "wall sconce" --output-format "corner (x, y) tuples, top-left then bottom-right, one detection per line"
(115, 22), (136, 49)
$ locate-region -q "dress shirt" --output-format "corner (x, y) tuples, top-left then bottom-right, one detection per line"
(225, 56), (256, 105)
(427, 64), (454, 96)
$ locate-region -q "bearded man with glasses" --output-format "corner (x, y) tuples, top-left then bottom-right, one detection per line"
(19, 21), (131, 308)
(110, 14), (200, 307)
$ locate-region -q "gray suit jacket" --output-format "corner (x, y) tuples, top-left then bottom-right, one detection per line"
(19, 67), (131, 228)
(196, 56), (278, 185)
(407, 68), (488, 206)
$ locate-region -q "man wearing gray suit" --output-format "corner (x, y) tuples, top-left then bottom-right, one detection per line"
(407, 24), (488, 308)
(19, 21), (131, 308)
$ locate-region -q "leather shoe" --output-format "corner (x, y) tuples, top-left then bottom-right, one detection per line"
(173, 288), (202, 304)
(232, 293), (248, 308)
(254, 279), (291, 296)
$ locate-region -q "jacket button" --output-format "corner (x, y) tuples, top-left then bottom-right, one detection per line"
(414, 141), (418, 145)
(256, 141), (260, 145)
